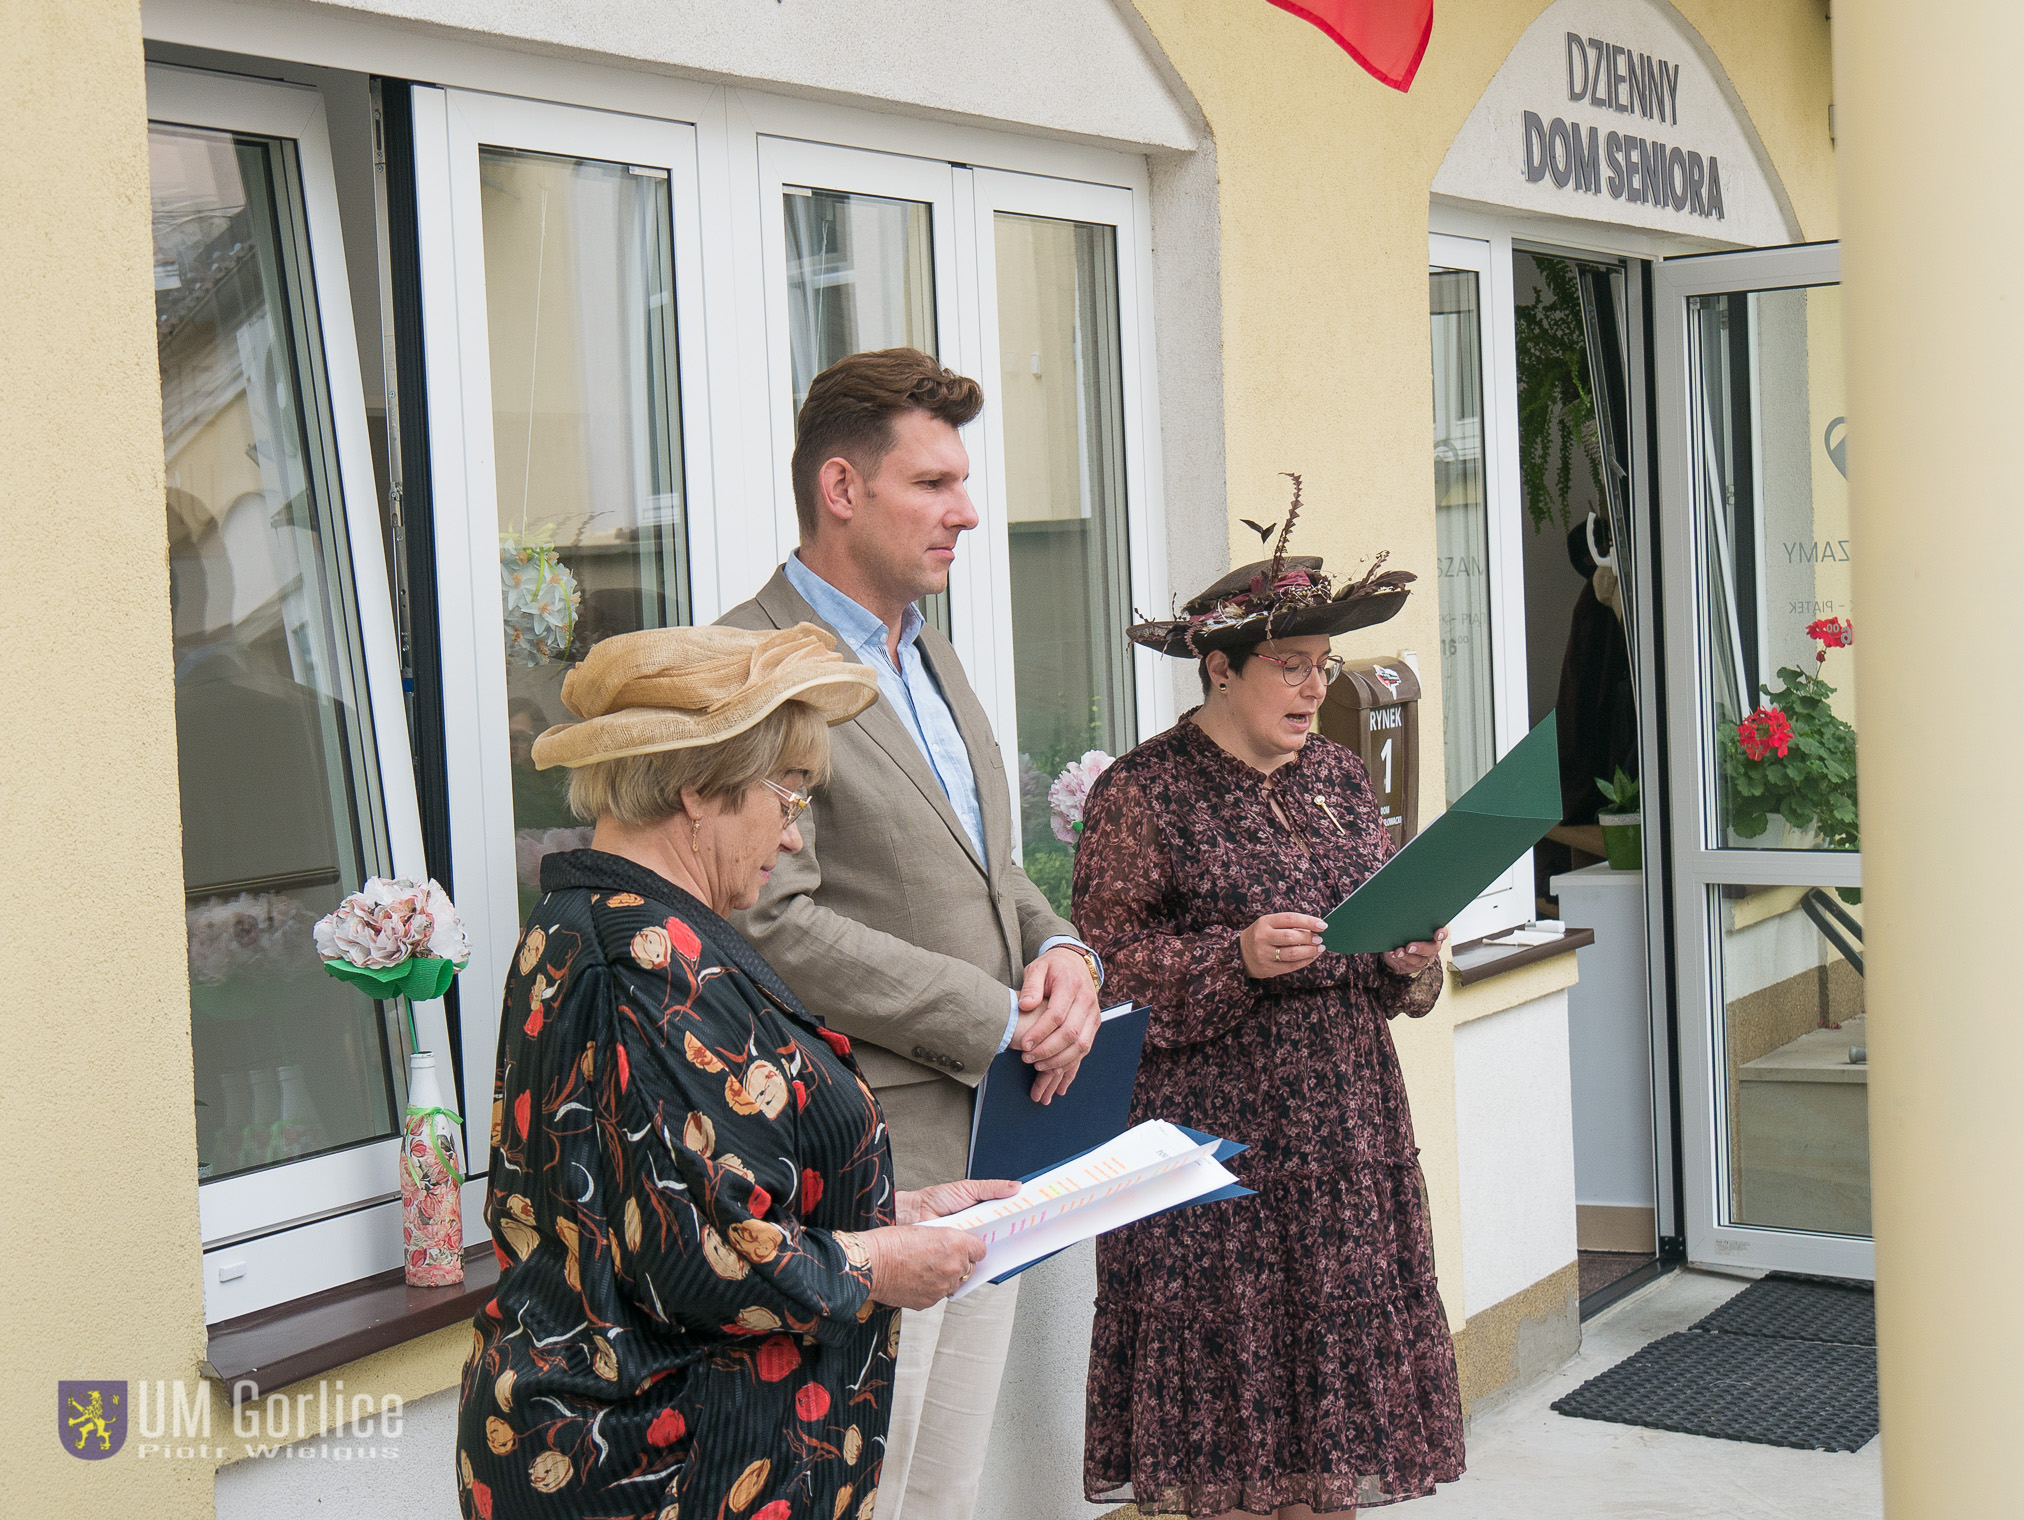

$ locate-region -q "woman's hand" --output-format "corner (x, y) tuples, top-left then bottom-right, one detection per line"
(1241, 912), (1330, 979)
(896, 1179), (1018, 1226)
(1382, 926), (1449, 977)
(858, 1180), (1019, 1310)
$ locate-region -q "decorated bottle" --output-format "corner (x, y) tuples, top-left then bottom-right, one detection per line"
(401, 1050), (465, 1286)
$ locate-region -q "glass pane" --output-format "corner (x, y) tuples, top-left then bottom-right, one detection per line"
(153, 123), (397, 1182)
(783, 186), (937, 409)
(1715, 883), (1868, 1236)
(479, 149), (689, 911)
(1688, 285), (1855, 851)
(1431, 269), (1495, 801)
(996, 214), (1135, 916)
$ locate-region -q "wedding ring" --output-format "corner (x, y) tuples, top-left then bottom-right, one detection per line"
(1273, 947), (1281, 962)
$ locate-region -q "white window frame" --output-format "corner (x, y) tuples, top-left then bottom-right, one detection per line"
(148, 63), (433, 1322)
(143, 21), (1169, 1319)
(411, 86), (715, 1198)
(971, 168), (1173, 815)
(1427, 230), (1531, 942)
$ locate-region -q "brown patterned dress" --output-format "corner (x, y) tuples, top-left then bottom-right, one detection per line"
(1073, 714), (1463, 1515)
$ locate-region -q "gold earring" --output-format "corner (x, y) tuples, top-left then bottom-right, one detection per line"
(690, 817), (702, 854)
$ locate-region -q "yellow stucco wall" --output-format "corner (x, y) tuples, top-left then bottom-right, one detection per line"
(1128, 0), (1835, 1336)
(3, 1), (210, 1514)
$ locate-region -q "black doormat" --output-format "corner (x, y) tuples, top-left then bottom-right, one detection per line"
(1551, 1274), (1878, 1452)
(1689, 1272), (1875, 1346)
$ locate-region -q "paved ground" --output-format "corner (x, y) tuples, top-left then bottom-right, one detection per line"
(218, 1269), (1882, 1519)
(1410, 1268), (1882, 1520)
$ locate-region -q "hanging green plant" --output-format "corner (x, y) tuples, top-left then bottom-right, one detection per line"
(1515, 256), (1603, 534)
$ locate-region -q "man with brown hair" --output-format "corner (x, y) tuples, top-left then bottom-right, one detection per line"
(720, 347), (1103, 1520)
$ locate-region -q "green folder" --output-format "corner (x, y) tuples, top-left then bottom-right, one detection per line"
(1324, 716), (1562, 954)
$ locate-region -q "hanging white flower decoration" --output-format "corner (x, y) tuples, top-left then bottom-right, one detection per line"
(500, 527), (581, 666)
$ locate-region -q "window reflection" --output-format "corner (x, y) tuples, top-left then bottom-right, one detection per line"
(153, 123), (396, 1180)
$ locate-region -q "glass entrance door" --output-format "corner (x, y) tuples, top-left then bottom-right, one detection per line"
(1653, 242), (1868, 1278)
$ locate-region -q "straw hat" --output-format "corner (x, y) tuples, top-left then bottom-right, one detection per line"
(530, 623), (880, 769)
(1127, 474), (1416, 657)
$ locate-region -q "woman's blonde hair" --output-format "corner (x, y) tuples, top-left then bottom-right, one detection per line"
(567, 699), (832, 826)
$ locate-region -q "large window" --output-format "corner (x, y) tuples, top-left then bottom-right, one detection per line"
(151, 61), (1163, 1320)
(1431, 267), (1496, 803)
(150, 65), (427, 1322)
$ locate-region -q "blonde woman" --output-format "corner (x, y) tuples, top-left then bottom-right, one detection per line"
(457, 624), (1013, 1520)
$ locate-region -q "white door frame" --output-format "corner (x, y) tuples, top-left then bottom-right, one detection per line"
(1426, 229), (1532, 943)
(1652, 240), (1868, 1279)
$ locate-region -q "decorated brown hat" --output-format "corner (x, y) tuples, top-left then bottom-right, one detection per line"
(1127, 474), (1416, 657)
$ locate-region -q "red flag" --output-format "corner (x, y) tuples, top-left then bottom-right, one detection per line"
(1266, 0), (1433, 93)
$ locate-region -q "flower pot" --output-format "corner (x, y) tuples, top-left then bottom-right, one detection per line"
(401, 1051), (465, 1286)
(1597, 811), (1643, 871)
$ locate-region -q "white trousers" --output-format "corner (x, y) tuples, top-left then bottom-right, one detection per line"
(874, 1276), (1021, 1520)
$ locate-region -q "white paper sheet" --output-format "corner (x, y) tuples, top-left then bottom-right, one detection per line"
(922, 1119), (1239, 1297)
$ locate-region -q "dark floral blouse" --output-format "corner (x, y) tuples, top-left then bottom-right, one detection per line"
(1072, 714), (1464, 1515)
(456, 851), (896, 1520)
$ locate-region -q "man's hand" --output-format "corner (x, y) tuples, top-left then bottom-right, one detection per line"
(1011, 946), (1101, 1102)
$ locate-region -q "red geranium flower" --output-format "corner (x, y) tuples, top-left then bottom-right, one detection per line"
(667, 917), (703, 962)
(1737, 706), (1794, 762)
(646, 1407), (685, 1447)
(1806, 616), (1853, 649)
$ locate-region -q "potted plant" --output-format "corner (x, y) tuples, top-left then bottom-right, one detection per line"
(1595, 767), (1642, 870)
(1716, 618), (1859, 876)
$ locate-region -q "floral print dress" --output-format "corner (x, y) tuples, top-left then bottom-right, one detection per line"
(456, 851), (896, 1520)
(1072, 715), (1464, 1515)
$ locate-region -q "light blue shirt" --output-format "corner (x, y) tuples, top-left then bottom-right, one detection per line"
(784, 553), (1100, 1052)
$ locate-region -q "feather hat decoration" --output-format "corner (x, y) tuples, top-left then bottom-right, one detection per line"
(1127, 473), (1416, 657)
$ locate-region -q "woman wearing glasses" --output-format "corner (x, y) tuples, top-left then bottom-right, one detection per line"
(456, 623), (1014, 1520)
(1074, 514), (1465, 1518)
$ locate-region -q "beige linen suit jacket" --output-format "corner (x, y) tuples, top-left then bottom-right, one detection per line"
(719, 565), (1077, 1189)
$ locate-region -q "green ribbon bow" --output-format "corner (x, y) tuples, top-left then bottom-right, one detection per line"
(404, 1104), (466, 1188)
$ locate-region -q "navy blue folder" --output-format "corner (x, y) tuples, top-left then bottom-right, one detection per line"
(966, 1003), (1152, 1183)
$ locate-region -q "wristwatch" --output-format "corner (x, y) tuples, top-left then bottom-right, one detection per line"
(1062, 944), (1103, 993)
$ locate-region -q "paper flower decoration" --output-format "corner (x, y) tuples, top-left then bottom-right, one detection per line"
(501, 528), (581, 666)
(1048, 750), (1116, 844)
(313, 877), (470, 1003)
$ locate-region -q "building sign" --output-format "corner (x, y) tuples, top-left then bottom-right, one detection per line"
(1433, 0), (1796, 249)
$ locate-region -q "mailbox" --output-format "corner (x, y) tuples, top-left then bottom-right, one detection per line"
(1317, 657), (1421, 848)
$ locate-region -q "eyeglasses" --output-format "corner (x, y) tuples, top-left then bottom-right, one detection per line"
(760, 777), (812, 826)
(1251, 651), (1348, 686)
